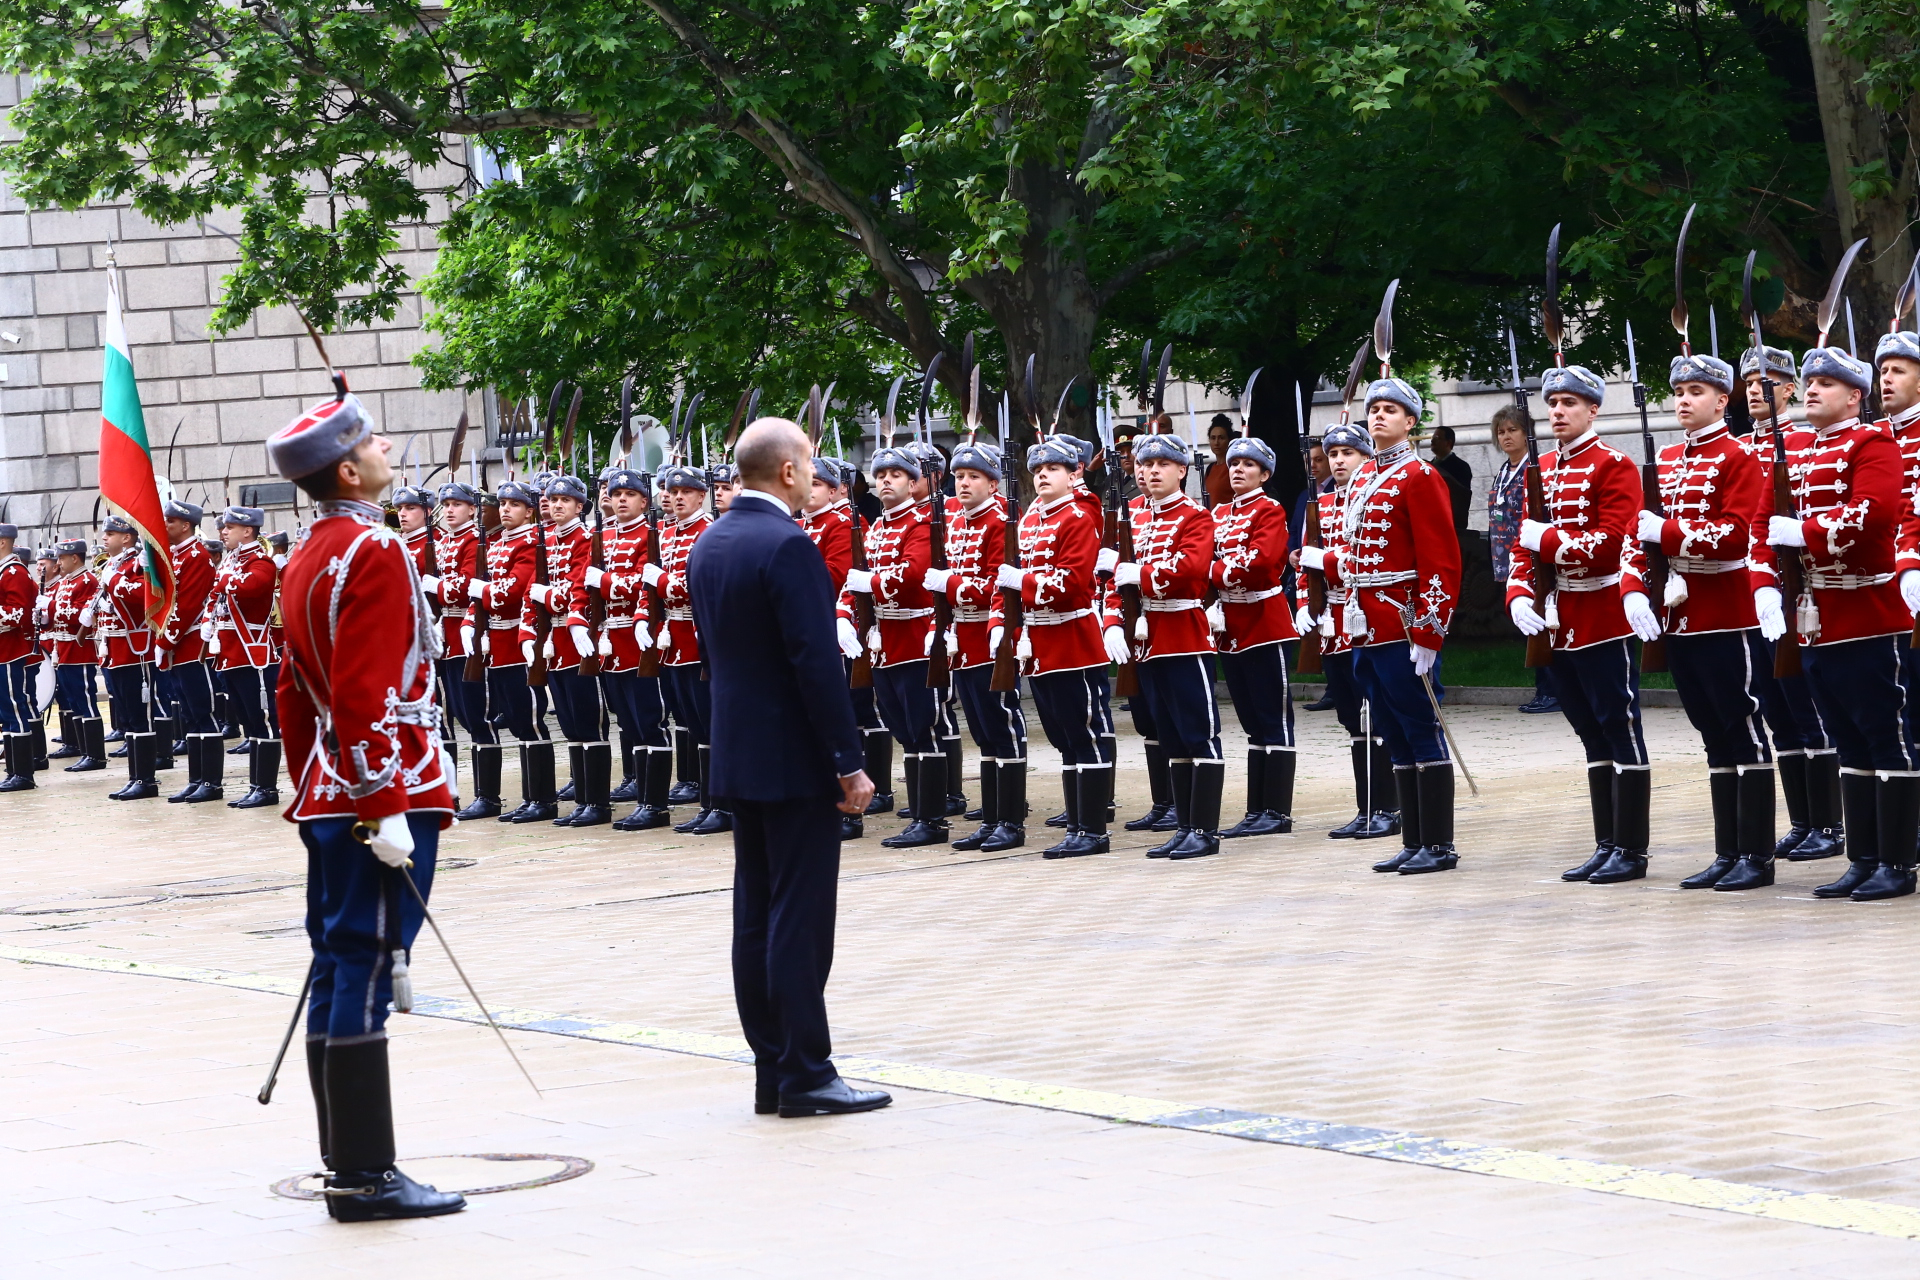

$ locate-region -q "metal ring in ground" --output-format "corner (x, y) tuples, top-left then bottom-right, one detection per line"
(271, 1153), (593, 1201)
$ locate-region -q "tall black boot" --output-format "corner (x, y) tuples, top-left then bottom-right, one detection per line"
(1328, 738), (1372, 838)
(565, 741), (613, 827)
(1262, 746), (1296, 828)
(1373, 766), (1422, 872)
(615, 746), (676, 831)
(455, 745), (502, 820)
(1789, 752), (1845, 860)
(689, 744), (733, 835)
(1357, 736), (1400, 839)
(1852, 773), (1920, 901)
(510, 742), (559, 822)
(1814, 770), (1878, 896)
(983, 759), (1027, 852)
(1047, 765), (1111, 859)
(1148, 760), (1195, 857)
(943, 735), (967, 817)
(952, 760), (998, 850)
(1220, 750), (1266, 838)
(1398, 763), (1458, 873)
(152, 715), (175, 771)
(323, 1039), (465, 1222)
(168, 732), (204, 802)
(1589, 766), (1650, 883)
(1680, 769), (1741, 888)
(667, 727), (699, 805)
(610, 730), (638, 803)
(0, 733), (36, 791)
(1774, 752), (1813, 856)
(108, 734), (159, 800)
(675, 740), (720, 833)
(1563, 762), (1618, 881)
(306, 1037), (330, 1170)
(500, 744), (533, 821)
(554, 743), (589, 825)
(1042, 768), (1084, 858)
(885, 753), (948, 847)
(1716, 766), (1779, 891)
(30, 720), (48, 771)
(862, 729), (895, 815)
(1170, 759), (1226, 860)
(230, 739), (281, 808)
(64, 716), (107, 772)
(184, 735), (225, 802)
(50, 710), (80, 759)
(1125, 741), (1175, 831)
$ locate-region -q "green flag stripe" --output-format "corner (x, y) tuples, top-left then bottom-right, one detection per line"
(101, 344), (149, 451)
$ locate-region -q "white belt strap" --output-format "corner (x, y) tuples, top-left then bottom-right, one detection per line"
(1808, 570), (1895, 590)
(873, 605), (934, 621)
(1669, 556), (1749, 575)
(667, 606), (696, 621)
(1557, 572), (1622, 594)
(1348, 570), (1417, 588)
(1026, 607), (1091, 626)
(1216, 584), (1286, 604)
(1141, 597), (1205, 612)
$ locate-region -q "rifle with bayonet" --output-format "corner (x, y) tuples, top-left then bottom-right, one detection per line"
(850, 377), (907, 691)
(991, 358), (1045, 693)
(1508, 325), (1554, 669)
(578, 405), (607, 680)
(1895, 255), (1920, 648)
(1290, 371), (1326, 675)
(923, 350), (954, 689)
(1100, 345), (1149, 698)
(526, 381), (567, 688)
(1624, 321), (1668, 672)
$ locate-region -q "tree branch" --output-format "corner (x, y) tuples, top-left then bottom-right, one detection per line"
(1095, 237), (1201, 308)
(444, 109), (600, 134)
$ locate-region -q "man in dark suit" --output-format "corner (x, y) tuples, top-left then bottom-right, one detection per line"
(689, 417), (888, 1119)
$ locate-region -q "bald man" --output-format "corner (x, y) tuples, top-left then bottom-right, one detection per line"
(688, 418), (888, 1118)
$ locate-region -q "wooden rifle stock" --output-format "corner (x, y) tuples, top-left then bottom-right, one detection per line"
(1104, 488), (1142, 698)
(1770, 424), (1805, 677)
(1297, 492), (1327, 675)
(1520, 398), (1556, 669)
(578, 502), (605, 678)
(421, 517), (442, 622)
(989, 496), (1023, 693)
(1635, 381), (1669, 673)
(528, 516), (552, 688)
(848, 511), (875, 689)
(635, 503), (666, 678)
(461, 513), (490, 683)
(926, 492), (952, 689)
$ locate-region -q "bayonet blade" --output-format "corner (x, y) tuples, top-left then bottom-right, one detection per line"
(1506, 327), (1523, 391)
(669, 387), (685, 444)
(1817, 237), (1870, 344)
(616, 376), (634, 464)
(1624, 320), (1640, 387)
(1847, 298), (1858, 357)
(1024, 354), (1039, 428)
(1543, 223), (1565, 354)
(1709, 305), (1720, 359)
(1672, 203), (1696, 349)
(1240, 366), (1262, 435)
(1292, 378), (1303, 447)
(1373, 281), (1398, 368)
(1153, 345), (1173, 417)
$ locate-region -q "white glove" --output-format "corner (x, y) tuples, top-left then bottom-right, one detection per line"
(837, 617), (861, 659)
(198, 618), (213, 641)
(1410, 642), (1438, 677)
(528, 582), (551, 605)
(995, 563), (1025, 592)
(585, 566), (605, 589)
(642, 562), (665, 588)
(634, 623), (653, 651)
(1768, 515), (1805, 548)
(1902, 570), (1920, 616)
(923, 627), (936, 656)
(988, 625), (1005, 656)
(597, 631), (613, 657)
(922, 567), (953, 594)
(460, 625), (474, 655)
(844, 568), (874, 594)
(466, 578), (487, 600)
(419, 574), (441, 594)
(1754, 586), (1786, 641)
(1294, 605), (1314, 634)
(1636, 510), (1666, 543)
(367, 813), (415, 869)
(1113, 562), (1142, 588)
(570, 624), (592, 654)
(273, 554), (288, 569)
(78, 602), (95, 626)
(1095, 547), (1119, 575)
(1519, 519), (1551, 553)
(521, 640), (536, 665)
(1510, 596), (1547, 636)
(1297, 545), (1326, 572)
(1102, 625), (1131, 666)
(1207, 602), (1225, 633)
(1622, 591), (1662, 642)
(542, 636), (556, 662)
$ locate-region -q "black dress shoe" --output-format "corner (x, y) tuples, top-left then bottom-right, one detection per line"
(880, 819), (947, 848)
(1561, 844), (1614, 882)
(107, 779), (160, 801)
(1168, 832), (1220, 861)
(838, 814), (865, 841)
(497, 801), (533, 822)
(610, 778), (639, 803)
(325, 1167), (466, 1222)
(864, 791), (895, 816)
(509, 800), (559, 823)
(1327, 812), (1370, 839)
(557, 780), (576, 802)
(689, 809), (733, 835)
(1220, 810), (1291, 839)
(227, 739), (253, 756)
(1517, 695), (1560, 714)
(755, 1089), (779, 1116)
(1044, 809), (1070, 828)
(455, 795), (502, 821)
(980, 822), (1024, 853)
(1773, 823), (1811, 858)
(553, 804), (589, 826)
(1786, 826), (1844, 861)
(1123, 804), (1170, 832)
(668, 780), (701, 805)
(1714, 856), (1775, 892)
(1304, 693), (1336, 711)
(184, 783), (224, 804)
(943, 794), (968, 817)
(1850, 863), (1916, 901)
(1145, 827), (1190, 858)
(1042, 831), (1108, 859)
(1351, 811), (1399, 840)
(566, 805), (611, 828)
(1398, 844), (1459, 874)
(63, 755), (106, 773)
(963, 805), (984, 822)
(673, 808), (709, 833)
(614, 805), (675, 832)
(777, 1076), (892, 1118)
(0, 771), (34, 792)
(1372, 846), (1420, 873)
(1814, 859), (1877, 898)
(228, 787), (280, 810)
(1678, 855), (1737, 889)
(1588, 848), (1648, 884)
(950, 823), (995, 851)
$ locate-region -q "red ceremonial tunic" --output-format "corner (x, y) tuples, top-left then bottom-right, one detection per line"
(850, 498), (934, 669)
(801, 500), (855, 590)
(1010, 492), (1106, 674)
(940, 496), (1007, 670)
(211, 542), (278, 671)
(478, 522), (537, 668)
(403, 526), (431, 575)
(599, 516), (655, 672)
(535, 519), (592, 670)
(431, 521), (480, 658)
(1741, 417), (1809, 597)
(1326, 441), (1460, 651)
(159, 535), (213, 667)
(1504, 431), (1643, 651)
(658, 510), (710, 668)
(1882, 405), (1920, 572)
(276, 499), (453, 825)
(1313, 486), (1354, 657)
(0, 558), (36, 664)
(96, 549), (152, 668)
(46, 568), (97, 666)
(1651, 420), (1763, 636)
(1210, 489), (1298, 654)
(1782, 416), (1907, 646)
(1121, 492), (1215, 660)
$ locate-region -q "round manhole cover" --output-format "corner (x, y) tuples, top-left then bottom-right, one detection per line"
(272, 1153), (591, 1201)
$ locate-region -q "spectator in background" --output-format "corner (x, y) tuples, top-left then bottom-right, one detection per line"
(1427, 424), (1471, 534)
(1203, 414), (1235, 506)
(1487, 404), (1558, 715)
(851, 471), (882, 522)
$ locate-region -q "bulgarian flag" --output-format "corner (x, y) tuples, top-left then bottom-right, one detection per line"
(99, 264), (175, 629)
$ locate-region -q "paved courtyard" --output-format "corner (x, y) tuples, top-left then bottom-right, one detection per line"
(7, 701), (1920, 1276)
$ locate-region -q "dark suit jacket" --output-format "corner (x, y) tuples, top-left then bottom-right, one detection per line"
(689, 493), (865, 802)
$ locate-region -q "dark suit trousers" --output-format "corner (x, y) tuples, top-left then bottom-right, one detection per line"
(732, 794), (841, 1095)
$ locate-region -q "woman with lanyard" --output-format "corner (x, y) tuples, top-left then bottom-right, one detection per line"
(1488, 404), (1558, 715)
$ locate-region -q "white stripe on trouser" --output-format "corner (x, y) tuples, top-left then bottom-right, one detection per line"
(996, 690), (1026, 764)
(1738, 633), (1766, 762)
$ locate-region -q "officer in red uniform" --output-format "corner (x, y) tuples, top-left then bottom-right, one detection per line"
(49, 537), (107, 771)
(996, 434), (1124, 857)
(211, 506), (282, 807)
(1879, 330), (1920, 752)
(157, 500), (222, 802)
(592, 467), (673, 830)
(1209, 434), (1301, 839)
(416, 482), (497, 817)
(927, 439), (1025, 852)
(0, 523), (40, 790)
(843, 440), (947, 847)
(1507, 365), (1657, 884)
(653, 463), (729, 834)
(266, 390), (464, 1222)
(529, 474), (610, 826)
(1765, 345), (1918, 901)
(469, 479), (550, 821)
(1640, 353), (1775, 890)
(1112, 428), (1223, 860)
(96, 514), (161, 800)
(1310, 377), (1461, 875)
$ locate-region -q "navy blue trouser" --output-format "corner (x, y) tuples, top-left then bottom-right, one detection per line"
(1901, 643), (1920, 754)
(303, 813), (437, 1042)
(1028, 666), (1114, 767)
(1548, 639), (1647, 767)
(1322, 648), (1364, 737)
(846, 659), (882, 729)
(486, 663), (544, 741)
(0, 657), (33, 734)
(437, 657), (495, 744)
(1805, 635), (1912, 773)
(663, 663), (712, 745)
(103, 662), (151, 734)
(55, 663), (98, 718)
(1353, 641), (1448, 766)
(952, 663), (1026, 761)
(163, 660), (219, 736)
(601, 670), (668, 748)
(1220, 641), (1296, 747)
(1754, 664), (1828, 753)
(732, 794), (842, 1097)
(1138, 653), (1222, 761)
(1664, 630), (1770, 768)
(221, 663), (278, 740)
(547, 665), (602, 742)
(872, 660), (938, 755)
